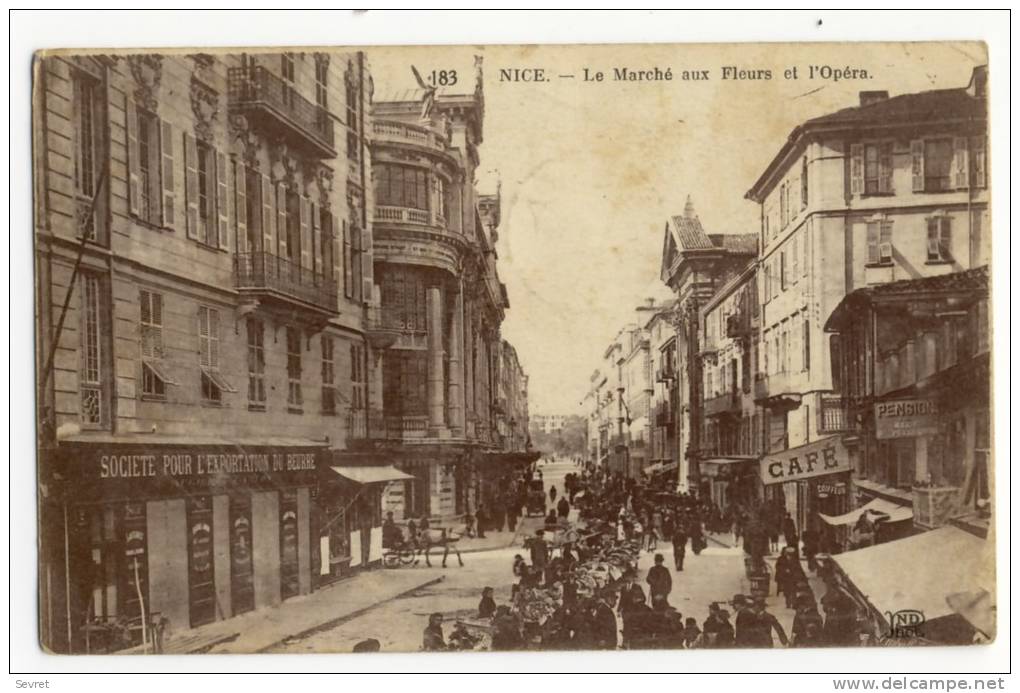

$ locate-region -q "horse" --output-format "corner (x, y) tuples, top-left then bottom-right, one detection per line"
(416, 527), (464, 568)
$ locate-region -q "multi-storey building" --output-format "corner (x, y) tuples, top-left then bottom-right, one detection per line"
(697, 263), (764, 508)
(532, 414), (568, 436)
(659, 198), (758, 492)
(35, 50), (372, 652)
(584, 370), (611, 468)
(744, 66), (988, 536)
(497, 340), (531, 454)
(646, 303), (680, 484)
(351, 62), (532, 524)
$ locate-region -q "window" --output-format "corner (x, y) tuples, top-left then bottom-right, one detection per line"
(140, 290), (174, 398)
(199, 306), (232, 403)
(351, 343), (366, 414)
(345, 73), (360, 162)
(320, 208), (335, 283)
(287, 327), (303, 411)
(791, 234), (800, 281)
(436, 177), (447, 221)
(375, 164), (430, 210)
(281, 54), (295, 108)
(321, 336), (336, 415)
(72, 75), (98, 199)
(866, 219), (893, 265)
(779, 182), (787, 228)
(803, 319), (811, 374)
(780, 327), (789, 373)
(246, 318), (266, 409)
(80, 273), (104, 425)
(196, 142), (216, 246)
(137, 109), (161, 224)
(342, 219), (353, 299)
(314, 57), (328, 109)
(924, 139), (953, 192)
(863, 143), (893, 195)
(780, 250), (787, 291)
(801, 156), (808, 209)
(383, 351), (427, 416)
(926, 216), (952, 262)
(351, 219), (364, 302)
(285, 189), (301, 265)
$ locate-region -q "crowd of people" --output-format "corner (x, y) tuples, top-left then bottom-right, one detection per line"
(417, 460), (862, 652)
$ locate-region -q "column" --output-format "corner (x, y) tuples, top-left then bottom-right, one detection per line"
(426, 286), (446, 435)
(447, 282), (466, 436)
(463, 309), (476, 438)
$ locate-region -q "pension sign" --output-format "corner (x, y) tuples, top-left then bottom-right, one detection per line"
(760, 436), (850, 485)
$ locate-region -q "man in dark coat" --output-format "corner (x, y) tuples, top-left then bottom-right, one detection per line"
(747, 598), (789, 648)
(702, 604), (735, 648)
(732, 594), (756, 648)
(591, 591), (619, 650)
(645, 553), (672, 610)
(557, 495), (570, 519)
(782, 511), (798, 548)
(671, 518), (688, 571)
(475, 503), (487, 538)
(530, 529), (550, 583)
(616, 570), (646, 616)
(422, 612), (446, 651)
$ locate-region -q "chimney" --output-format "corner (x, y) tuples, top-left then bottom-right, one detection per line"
(967, 65), (988, 98)
(859, 90), (889, 107)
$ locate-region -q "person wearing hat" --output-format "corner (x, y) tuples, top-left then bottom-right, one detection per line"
(478, 586), (497, 619)
(616, 569), (647, 616)
(792, 594), (824, 647)
(748, 597), (789, 648)
(592, 589), (620, 650)
(731, 594), (756, 648)
(530, 529), (550, 583)
(775, 545), (806, 609)
(645, 553), (673, 611)
(702, 603), (735, 648)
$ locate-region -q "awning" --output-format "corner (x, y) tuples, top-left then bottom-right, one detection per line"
(819, 497), (914, 526)
(831, 526), (992, 623)
(643, 460), (679, 476)
(700, 457), (754, 478)
(330, 465), (414, 485)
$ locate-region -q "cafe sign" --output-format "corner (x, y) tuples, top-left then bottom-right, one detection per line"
(760, 436), (851, 485)
(874, 399), (938, 440)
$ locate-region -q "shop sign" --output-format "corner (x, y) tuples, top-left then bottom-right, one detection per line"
(874, 399), (938, 440)
(817, 482), (847, 496)
(760, 436), (850, 485)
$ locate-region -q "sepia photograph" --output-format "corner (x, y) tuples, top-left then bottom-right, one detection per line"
(16, 11), (1008, 680)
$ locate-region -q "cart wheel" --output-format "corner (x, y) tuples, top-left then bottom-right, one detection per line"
(399, 547), (417, 565)
(383, 553), (400, 568)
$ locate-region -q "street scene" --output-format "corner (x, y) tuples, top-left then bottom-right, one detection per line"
(32, 41), (993, 656)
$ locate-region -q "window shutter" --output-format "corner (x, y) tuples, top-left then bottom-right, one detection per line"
(126, 96), (141, 217)
(880, 220), (894, 262)
(158, 119), (175, 228)
(198, 307), (210, 367)
(926, 218), (940, 259)
(234, 160), (247, 253)
(878, 142), (893, 194)
(361, 226), (373, 304)
(802, 230), (809, 277)
(867, 221), (879, 264)
(971, 137), (986, 188)
(261, 174), (273, 253)
(310, 201), (322, 276)
(216, 150), (229, 249)
(849, 143), (864, 196)
(299, 195), (311, 269)
(940, 217), (952, 260)
(953, 136), (969, 189)
(183, 132), (199, 239)
(209, 309), (220, 369)
(910, 140), (925, 192)
(276, 182), (288, 257)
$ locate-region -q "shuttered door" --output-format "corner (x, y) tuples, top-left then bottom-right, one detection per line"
(186, 496), (216, 627)
(279, 489), (300, 601)
(229, 494), (255, 616)
(120, 502), (149, 638)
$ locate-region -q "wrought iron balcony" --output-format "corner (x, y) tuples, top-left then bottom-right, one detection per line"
(818, 394), (851, 433)
(228, 66), (336, 159)
(372, 120), (449, 152)
(234, 252), (338, 316)
(703, 389), (741, 417)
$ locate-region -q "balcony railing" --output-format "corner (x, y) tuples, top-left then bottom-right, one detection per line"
(703, 389), (740, 417)
(818, 394), (851, 432)
(227, 66), (336, 158)
(372, 120), (448, 151)
(234, 252), (338, 314)
(373, 205), (435, 226)
(351, 412), (430, 441)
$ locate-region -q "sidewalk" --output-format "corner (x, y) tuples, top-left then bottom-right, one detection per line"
(128, 568), (444, 655)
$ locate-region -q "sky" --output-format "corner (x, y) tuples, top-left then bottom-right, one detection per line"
(366, 42), (986, 417)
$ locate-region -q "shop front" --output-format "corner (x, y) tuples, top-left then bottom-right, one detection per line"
(317, 456), (413, 583)
(41, 433), (326, 653)
(759, 435), (852, 548)
(699, 457), (757, 510)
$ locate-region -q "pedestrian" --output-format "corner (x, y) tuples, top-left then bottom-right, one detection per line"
(682, 617), (701, 649)
(407, 518), (419, 549)
(491, 605), (524, 651)
(782, 511), (798, 548)
(530, 529), (550, 583)
(616, 569), (646, 616)
(651, 509), (663, 550)
(792, 596), (824, 647)
(731, 594), (755, 648)
(549, 485), (558, 506)
(748, 597), (789, 648)
(478, 586), (496, 618)
(688, 513), (705, 556)
(557, 495), (570, 519)
(702, 603), (735, 648)
(544, 509), (559, 532)
(475, 503), (487, 539)
(382, 511), (401, 549)
(801, 528), (820, 572)
(591, 590), (619, 650)
(621, 589), (654, 649)
(422, 612), (446, 651)
(463, 510), (476, 539)
(775, 545), (806, 609)
(671, 518), (688, 571)
(645, 553), (672, 610)
(506, 501), (519, 533)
